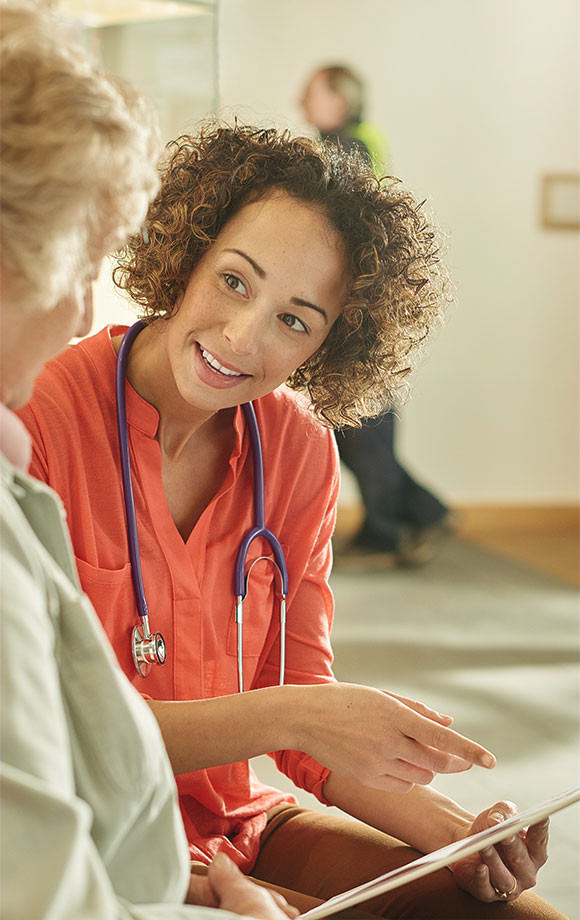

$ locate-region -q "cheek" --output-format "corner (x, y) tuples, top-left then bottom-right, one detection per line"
(57, 282), (91, 339)
(174, 287), (217, 331)
(274, 340), (321, 380)
(304, 326), (331, 361)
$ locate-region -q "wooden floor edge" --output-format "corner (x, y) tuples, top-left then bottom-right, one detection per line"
(453, 504), (579, 536)
(335, 502), (579, 586)
(336, 502), (580, 537)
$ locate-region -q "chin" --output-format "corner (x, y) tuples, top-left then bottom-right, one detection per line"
(12, 390), (33, 411)
(2, 374), (34, 409)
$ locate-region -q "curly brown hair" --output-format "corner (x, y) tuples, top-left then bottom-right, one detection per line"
(114, 123), (450, 428)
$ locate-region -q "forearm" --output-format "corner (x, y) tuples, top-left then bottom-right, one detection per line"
(323, 771), (475, 854)
(148, 679), (494, 793)
(147, 685), (304, 775)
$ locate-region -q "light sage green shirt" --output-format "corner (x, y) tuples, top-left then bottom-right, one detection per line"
(0, 448), (242, 920)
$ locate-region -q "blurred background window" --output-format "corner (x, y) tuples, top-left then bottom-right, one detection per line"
(56, 1), (217, 143)
(54, 0), (218, 327)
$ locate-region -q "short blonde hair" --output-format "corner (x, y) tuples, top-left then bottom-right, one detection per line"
(319, 65), (365, 123)
(0, 0), (160, 313)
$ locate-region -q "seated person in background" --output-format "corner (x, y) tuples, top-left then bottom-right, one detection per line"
(16, 108), (562, 918)
(0, 4), (300, 918)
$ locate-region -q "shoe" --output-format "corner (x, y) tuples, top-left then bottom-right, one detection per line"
(332, 537), (399, 572)
(397, 511), (462, 566)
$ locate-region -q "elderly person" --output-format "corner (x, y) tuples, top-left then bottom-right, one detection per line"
(0, 4), (300, 919)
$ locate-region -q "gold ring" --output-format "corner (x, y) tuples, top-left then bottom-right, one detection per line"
(493, 877), (517, 899)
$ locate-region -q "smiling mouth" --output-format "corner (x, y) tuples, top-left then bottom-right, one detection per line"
(199, 345), (247, 378)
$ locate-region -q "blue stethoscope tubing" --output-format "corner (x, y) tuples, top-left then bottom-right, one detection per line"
(116, 321), (166, 678)
(115, 320), (288, 690)
(233, 400), (288, 691)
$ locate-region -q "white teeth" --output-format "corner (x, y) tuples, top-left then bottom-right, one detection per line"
(200, 347), (243, 377)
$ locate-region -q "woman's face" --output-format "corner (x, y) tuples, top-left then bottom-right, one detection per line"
(163, 191), (349, 413)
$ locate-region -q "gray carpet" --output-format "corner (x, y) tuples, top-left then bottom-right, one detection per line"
(251, 540), (579, 918)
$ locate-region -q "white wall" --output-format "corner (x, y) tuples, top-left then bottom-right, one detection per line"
(218, 0), (579, 504)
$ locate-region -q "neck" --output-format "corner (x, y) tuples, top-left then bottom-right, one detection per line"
(121, 323), (225, 461)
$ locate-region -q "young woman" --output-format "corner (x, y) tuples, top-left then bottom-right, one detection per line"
(18, 125), (562, 919)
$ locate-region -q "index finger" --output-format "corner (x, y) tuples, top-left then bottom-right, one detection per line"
(402, 713), (496, 769)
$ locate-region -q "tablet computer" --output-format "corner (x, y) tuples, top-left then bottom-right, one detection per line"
(299, 787), (580, 919)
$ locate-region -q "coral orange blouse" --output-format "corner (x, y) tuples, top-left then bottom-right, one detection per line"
(17, 325), (339, 871)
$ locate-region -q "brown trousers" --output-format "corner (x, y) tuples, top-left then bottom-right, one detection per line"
(246, 805), (569, 920)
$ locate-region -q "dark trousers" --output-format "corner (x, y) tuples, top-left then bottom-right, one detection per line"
(336, 412), (448, 552)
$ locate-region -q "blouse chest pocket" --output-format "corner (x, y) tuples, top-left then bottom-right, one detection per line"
(74, 557), (136, 678)
(225, 547), (288, 661)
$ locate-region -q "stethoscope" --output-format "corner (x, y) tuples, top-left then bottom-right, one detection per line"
(115, 321), (288, 690)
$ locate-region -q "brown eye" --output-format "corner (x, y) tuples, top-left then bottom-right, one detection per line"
(224, 273), (246, 295)
(280, 313), (308, 333)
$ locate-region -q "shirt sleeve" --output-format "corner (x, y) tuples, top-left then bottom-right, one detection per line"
(252, 428), (340, 804)
(0, 524), (241, 920)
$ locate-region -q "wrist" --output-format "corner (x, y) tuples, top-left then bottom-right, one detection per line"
(247, 684), (311, 753)
(406, 789), (474, 853)
(447, 814), (475, 847)
(274, 683), (314, 752)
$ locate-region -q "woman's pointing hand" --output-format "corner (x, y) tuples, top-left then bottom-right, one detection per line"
(291, 682), (495, 794)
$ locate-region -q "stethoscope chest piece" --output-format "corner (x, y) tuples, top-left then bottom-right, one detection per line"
(132, 618), (167, 678)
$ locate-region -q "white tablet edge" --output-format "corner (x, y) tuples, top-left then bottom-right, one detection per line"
(299, 787), (580, 919)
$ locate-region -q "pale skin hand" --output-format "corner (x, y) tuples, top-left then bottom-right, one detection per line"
(187, 853), (299, 919)
(149, 681), (495, 788)
(290, 683), (495, 793)
(451, 803), (550, 903)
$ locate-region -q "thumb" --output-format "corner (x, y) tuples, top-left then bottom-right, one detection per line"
(472, 800), (518, 835)
(208, 852), (242, 891)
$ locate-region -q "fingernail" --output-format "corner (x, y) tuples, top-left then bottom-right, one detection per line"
(480, 753), (495, 768)
(482, 847), (494, 857)
(477, 865), (487, 876)
(504, 834), (517, 844)
(489, 812), (505, 824)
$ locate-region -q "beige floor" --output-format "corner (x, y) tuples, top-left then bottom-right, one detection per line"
(251, 530), (580, 919)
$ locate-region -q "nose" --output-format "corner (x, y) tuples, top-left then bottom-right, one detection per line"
(223, 308), (261, 356)
(76, 281), (94, 338)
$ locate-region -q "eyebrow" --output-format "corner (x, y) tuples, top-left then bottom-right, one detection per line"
(223, 247), (328, 323)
